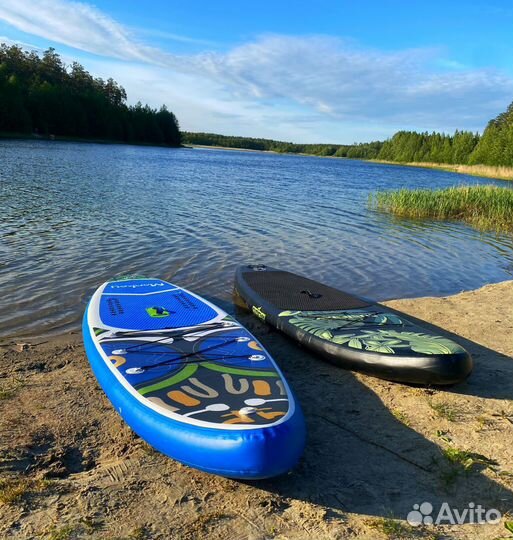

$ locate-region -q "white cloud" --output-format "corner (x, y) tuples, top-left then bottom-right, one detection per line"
(1, 0), (512, 141)
(194, 35), (513, 131)
(132, 27), (217, 48)
(0, 0), (158, 62)
(0, 34), (41, 50)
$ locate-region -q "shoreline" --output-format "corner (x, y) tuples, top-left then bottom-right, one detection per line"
(0, 132), (181, 150)
(368, 159), (513, 181)
(3, 134), (511, 181)
(1, 280), (512, 539)
(184, 143), (276, 153)
(188, 143), (513, 181)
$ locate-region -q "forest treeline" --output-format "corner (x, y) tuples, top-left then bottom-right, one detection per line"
(2, 43), (513, 165)
(185, 99), (513, 167)
(182, 132), (383, 159)
(0, 44), (180, 146)
(184, 130), (482, 162)
(378, 130), (480, 164)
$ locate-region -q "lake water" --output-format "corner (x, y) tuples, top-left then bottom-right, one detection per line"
(1, 140), (512, 339)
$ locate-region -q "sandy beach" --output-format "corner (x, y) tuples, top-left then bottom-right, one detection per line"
(1, 281), (512, 539)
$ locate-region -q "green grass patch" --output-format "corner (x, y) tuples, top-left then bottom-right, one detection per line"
(0, 388), (15, 400)
(370, 185), (513, 234)
(78, 517), (98, 534)
(435, 430), (452, 443)
(475, 415), (495, 431)
(369, 517), (409, 538)
(368, 516), (430, 539)
(429, 400), (459, 422)
(0, 478), (32, 505)
(497, 470), (513, 484)
(435, 434), (499, 490)
(380, 517), (409, 537)
(0, 377), (24, 400)
(442, 447), (497, 471)
(45, 525), (75, 540)
(128, 527), (148, 540)
(392, 409), (410, 426)
(0, 477), (51, 505)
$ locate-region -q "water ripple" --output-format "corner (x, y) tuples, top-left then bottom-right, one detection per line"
(1, 140), (512, 339)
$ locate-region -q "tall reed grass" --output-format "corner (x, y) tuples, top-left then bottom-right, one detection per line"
(371, 185), (513, 233)
(371, 160), (513, 181)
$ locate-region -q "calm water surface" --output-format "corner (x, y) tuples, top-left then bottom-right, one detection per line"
(1, 140), (512, 339)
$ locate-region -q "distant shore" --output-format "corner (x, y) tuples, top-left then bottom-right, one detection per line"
(369, 159), (513, 181)
(3, 134), (512, 181)
(187, 144), (332, 158)
(185, 143), (272, 153)
(0, 132), (180, 149)
(188, 143), (513, 181)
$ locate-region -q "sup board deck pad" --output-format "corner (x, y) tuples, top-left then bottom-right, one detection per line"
(83, 277), (305, 479)
(235, 265), (473, 385)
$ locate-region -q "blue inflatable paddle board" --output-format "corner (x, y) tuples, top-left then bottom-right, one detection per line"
(83, 276), (305, 479)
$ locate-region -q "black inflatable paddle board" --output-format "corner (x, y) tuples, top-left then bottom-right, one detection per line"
(234, 265), (472, 385)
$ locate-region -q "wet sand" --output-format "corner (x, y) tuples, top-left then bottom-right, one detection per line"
(1, 281), (512, 539)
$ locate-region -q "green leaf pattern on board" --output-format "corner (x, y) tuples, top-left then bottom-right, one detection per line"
(279, 310), (464, 355)
(279, 310), (403, 337)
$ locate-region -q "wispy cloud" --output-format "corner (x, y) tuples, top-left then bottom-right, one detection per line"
(0, 34), (41, 50)
(195, 35), (513, 129)
(132, 27), (217, 48)
(1, 0), (512, 140)
(0, 0), (157, 62)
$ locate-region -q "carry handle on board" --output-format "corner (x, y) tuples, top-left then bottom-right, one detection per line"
(300, 289), (322, 299)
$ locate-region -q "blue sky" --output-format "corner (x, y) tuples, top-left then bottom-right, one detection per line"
(1, 0), (512, 143)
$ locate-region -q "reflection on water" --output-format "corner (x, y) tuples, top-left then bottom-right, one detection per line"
(1, 140), (512, 339)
